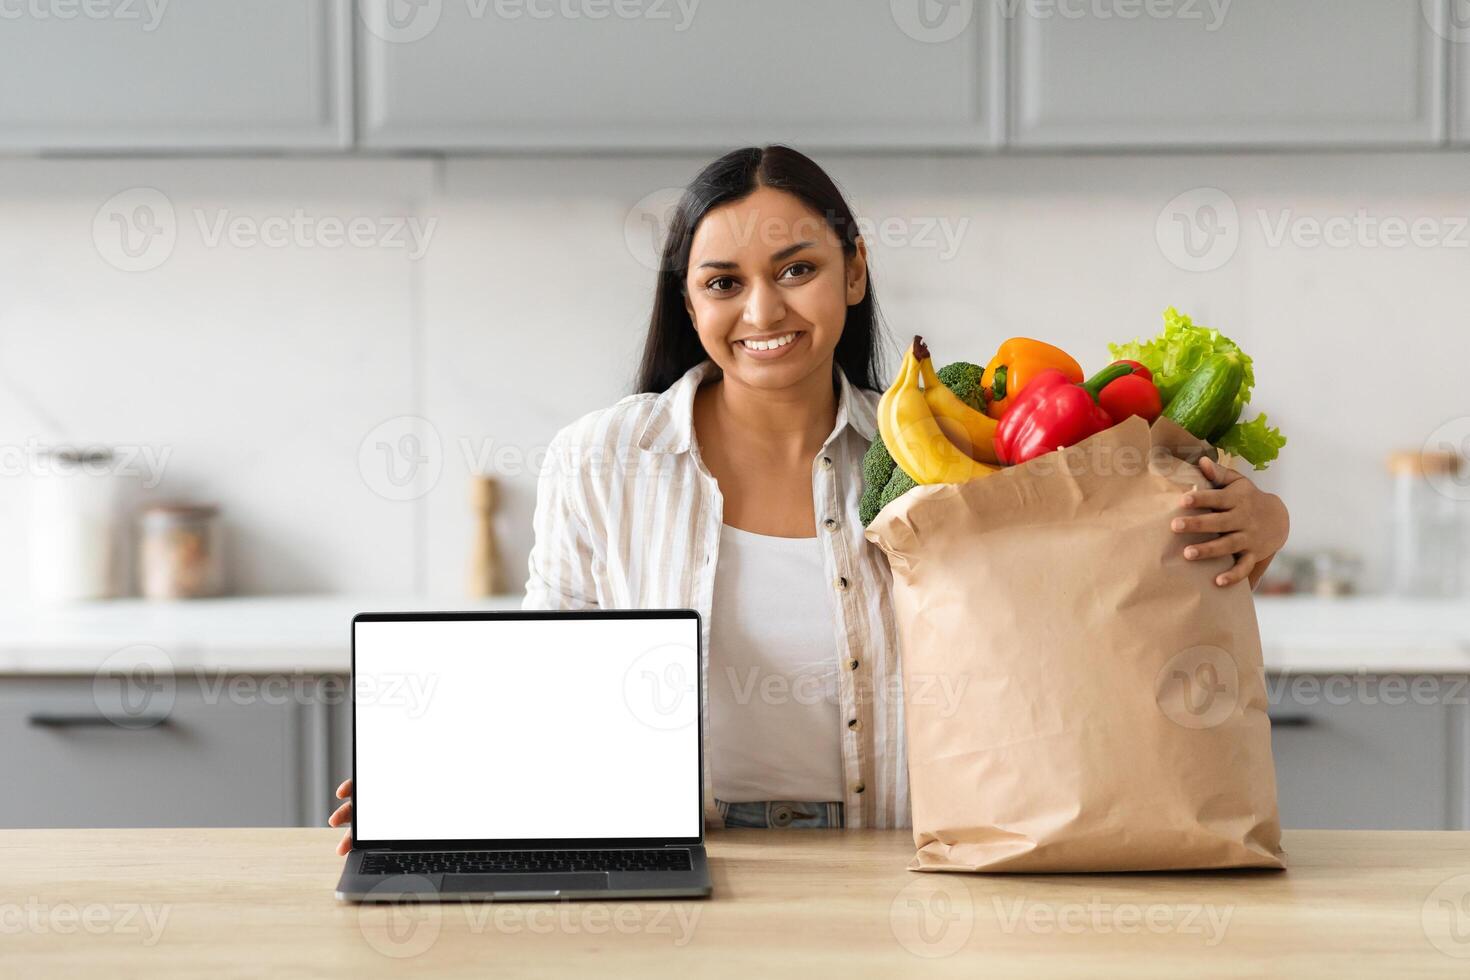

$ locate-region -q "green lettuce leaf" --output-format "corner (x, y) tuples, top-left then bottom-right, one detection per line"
(1110, 307), (1284, 468)
(1108, 307), (1255, 406)
(1214, 413), (1286, 470)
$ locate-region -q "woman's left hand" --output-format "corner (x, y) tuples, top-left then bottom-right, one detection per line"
(1171, 456), (1289, 588)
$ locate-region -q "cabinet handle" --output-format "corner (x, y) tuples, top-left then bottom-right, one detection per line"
(26, 712), (172, 729)
(1267, 714), (1316, 729)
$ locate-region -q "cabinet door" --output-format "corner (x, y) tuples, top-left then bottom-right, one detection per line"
(1454, 2), (1470, 142)
(359, 0), (1000, 150)
(0, 676), (317, 828)
(0, 0), (351, 151)
(1267, 674), (1459, 830)
(1009, 0), (1447, 148)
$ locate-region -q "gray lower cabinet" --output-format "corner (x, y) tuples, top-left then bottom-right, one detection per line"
(1267, 673), (1468, 830)
(7, 668), (1462, 830)
(358, 0), (1001, 150)
(1009, 0), (1447, 148)
(0, 674), (340, 829)
(0, 0), (352, 151)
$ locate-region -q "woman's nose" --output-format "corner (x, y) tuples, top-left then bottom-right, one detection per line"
(741, 277), (786, 330)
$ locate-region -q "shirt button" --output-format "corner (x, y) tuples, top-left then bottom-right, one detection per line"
(820, 456), (833, 470)
(823, 517), (839, 532)
(834, 576), (849, 592)
(853, 783), (865, 794)
(848, 658), (860, 671)
(847, 717), (860, 731)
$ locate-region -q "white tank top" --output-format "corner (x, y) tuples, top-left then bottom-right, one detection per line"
(707, 523), (844, 803)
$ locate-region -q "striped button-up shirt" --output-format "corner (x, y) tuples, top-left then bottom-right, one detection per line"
(522, 359), (910, 829)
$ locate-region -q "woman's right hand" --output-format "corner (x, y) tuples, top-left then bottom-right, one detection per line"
(329, 778), (353, 856)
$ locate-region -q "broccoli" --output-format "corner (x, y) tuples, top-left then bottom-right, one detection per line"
(860, 361), (987, 526)
(934, 361), (987, 412)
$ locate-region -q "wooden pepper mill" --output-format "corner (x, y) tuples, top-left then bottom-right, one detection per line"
(468, 475), (504, 597)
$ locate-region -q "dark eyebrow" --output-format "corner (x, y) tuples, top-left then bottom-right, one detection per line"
(695, 240), (816, 271)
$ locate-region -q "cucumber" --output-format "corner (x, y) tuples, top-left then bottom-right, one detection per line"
(1162, 353), (1245, 441)
(1207, 396), (1244, 443)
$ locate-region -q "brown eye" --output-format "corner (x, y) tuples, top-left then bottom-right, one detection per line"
(706, 276), (737, 294)
(780, 261), (815, 280)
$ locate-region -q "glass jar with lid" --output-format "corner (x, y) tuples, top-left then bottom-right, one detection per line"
(1386, 451), (1463, 597)
(138, 503), (224, 599)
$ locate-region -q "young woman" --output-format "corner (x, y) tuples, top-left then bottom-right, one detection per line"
(330, 145), (1289, 850)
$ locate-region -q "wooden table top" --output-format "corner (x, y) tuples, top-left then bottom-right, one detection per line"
(3, 828), (1469, 978)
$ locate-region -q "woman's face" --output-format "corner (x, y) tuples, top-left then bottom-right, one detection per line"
(683, 186), (867, 391)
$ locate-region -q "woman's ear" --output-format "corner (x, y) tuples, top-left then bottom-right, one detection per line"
(846, 236), (869, 306)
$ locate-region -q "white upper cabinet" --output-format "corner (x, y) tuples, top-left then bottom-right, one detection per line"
(1009, 0), (1448, 148)
(0, 0), (352, 151)
(357, 0), (1002, 150)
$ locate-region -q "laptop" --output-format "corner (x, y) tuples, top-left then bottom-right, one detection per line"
(336, 609), (711, 902)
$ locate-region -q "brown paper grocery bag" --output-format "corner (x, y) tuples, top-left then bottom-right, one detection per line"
(866, 416), (1283, 873)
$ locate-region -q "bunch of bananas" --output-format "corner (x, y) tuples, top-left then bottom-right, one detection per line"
(878, 337), (1001, 485)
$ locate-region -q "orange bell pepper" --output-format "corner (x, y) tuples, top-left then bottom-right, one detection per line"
(981, 338), (1085, 419)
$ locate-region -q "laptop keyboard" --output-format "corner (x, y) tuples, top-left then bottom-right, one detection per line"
(360, 848), (692, 876)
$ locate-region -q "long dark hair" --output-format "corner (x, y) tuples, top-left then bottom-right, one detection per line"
(634, 145), (890, 394)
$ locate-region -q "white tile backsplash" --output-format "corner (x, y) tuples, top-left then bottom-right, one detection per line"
(2, 151), (1466, 598)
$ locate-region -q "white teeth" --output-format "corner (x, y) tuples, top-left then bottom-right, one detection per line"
(742, 332), (798, 352)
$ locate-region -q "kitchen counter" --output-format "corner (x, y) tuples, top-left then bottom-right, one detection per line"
(0, 594), (1467, 675)
(2, 828), (1467, 977)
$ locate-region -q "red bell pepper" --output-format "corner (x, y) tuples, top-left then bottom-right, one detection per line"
(994, 363), (1134, 466)
(1097, 360), (1163, 425)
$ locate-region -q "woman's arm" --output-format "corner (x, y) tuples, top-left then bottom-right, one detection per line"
(522, 433), (602, 610)
(1170, 455), (1289, 589)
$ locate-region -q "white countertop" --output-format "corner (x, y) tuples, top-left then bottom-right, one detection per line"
(0, 593), (1467, 675)
(0, 595), (524, 674)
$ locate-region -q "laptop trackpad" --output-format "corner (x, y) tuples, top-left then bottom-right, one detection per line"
(443, 872), (610, 893)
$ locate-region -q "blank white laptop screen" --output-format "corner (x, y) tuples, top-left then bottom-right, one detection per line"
(353, 615), (701, 843)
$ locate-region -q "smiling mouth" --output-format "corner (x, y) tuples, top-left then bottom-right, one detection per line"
(736, 331), (801, 352)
